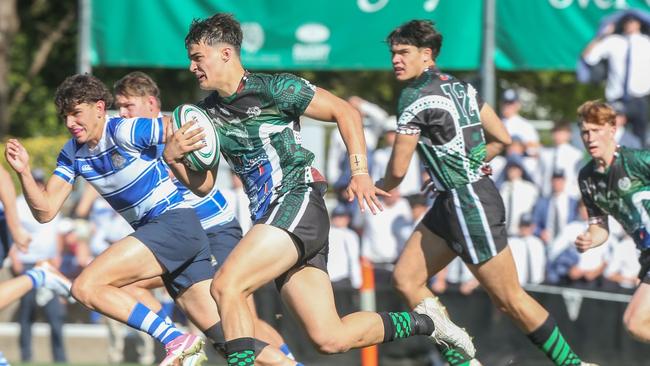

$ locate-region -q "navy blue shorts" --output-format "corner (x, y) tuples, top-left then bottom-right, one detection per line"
(0, 212), (11, 264)
(206, 218), (242, 270)
(130, 208), (212, 298)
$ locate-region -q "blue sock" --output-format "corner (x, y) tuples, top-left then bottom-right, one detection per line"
(127, 302), (182, 346)
(280, 343), (295, 360)
(25, 268), (44, 288)
(156, 308), (173, 325)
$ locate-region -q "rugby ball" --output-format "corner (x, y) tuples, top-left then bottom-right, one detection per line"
(171, 104), (220, 171)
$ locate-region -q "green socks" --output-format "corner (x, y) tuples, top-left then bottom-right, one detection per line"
(527, 316), (582, 366)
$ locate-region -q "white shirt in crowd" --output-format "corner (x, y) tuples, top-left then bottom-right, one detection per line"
(503, 115), (540, 145)
(536, 144), (584, 198)
(583, 33), (650, 100)
(327, 226), (362, 289)
(358, 198), (412, 264)
(372, 146), (422, 197)
(500, 179), (539, 235)
(15, 196), (60, 264)
(445, 257), (475, 284)
(509, 234), (546, 285)
(548, 220), (613, 268)
(604, 236), (641, 289)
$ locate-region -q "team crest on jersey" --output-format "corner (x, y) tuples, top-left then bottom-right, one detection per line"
(110, 151), (126, 169)
(617, 177), (631, 191)
(246, 106), (261, 118)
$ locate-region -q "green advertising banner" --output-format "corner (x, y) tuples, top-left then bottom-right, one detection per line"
(495, 0), (650, 70)
(90, 0), (483, 70)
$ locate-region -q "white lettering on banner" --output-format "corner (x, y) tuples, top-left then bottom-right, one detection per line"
(549, 0), (628, 9)
(358, 0), (439, 13)
(241, 23), (264, 54)
(293, 23), (331, 63)
(358, 0), (390, 12)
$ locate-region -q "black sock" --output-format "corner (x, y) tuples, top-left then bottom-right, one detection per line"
(379, 311), (434, 343)
(225, 337), (256, 366)
(527, 315), (582, 366)
(202, 323), (226, 355)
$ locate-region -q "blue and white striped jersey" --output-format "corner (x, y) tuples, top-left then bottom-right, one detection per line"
(172, 179), (235, 230)
(54, 116), (187, 229)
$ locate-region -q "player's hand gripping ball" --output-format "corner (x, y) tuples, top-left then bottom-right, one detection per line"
(171, 104), (220, 171)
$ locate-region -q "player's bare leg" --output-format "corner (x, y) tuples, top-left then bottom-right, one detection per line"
(623, 282), (650, 342)
(393, 223), (456, 308)
(468, 246), (585, 365)
(213, 224), (470, 366)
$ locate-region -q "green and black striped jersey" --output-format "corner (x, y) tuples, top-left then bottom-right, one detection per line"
(396, 68), (486, 191)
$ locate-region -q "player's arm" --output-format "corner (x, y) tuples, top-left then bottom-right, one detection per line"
(380, 133), (419, 192)
(480, 103), (512, 162)
(162, 118), (217, 197)
(0, 165), (30, 251)
(5, 139), (72, 223)
(575, 218), (609, 253)
(304, 87), (388, 214)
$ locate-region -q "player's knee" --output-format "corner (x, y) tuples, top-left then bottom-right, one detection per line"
(70, 276), (94, 305)
(210, 273), (239, 303)
(624, 311), (650, 341)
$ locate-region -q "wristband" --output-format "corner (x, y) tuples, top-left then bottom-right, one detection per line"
(349, 154), (368, 176)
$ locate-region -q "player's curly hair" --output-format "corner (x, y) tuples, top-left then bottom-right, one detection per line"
(54, 74), (113, 117)
(185, 13), (242, 53)
(577, 100), (616, 126)
(386, 20), (443, 59)
(113, 71), (161, 105)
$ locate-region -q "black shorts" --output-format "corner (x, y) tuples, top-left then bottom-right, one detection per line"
(205, 218), (242, 270)
(131, 208), (213, 298)
(421, 177), (508, 264)
(255, 183), (329, 289)
(639, 250), (650, 284)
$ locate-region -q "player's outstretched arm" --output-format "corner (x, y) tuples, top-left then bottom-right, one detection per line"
(304, 87), (388, 214)
(4, 139), (72, 223)
(480, 103), (512, 162)
(0, 164), (31, 251)
(162, 118), (217, 196)
(575, 221), (609, 253)
(381, 133), (419, 192)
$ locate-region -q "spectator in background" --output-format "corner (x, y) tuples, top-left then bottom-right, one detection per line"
(356, 187), (412, 283)
(500, 89), (540, 155)
(492, 136), (538, 188)
(509, 213), (546, 286)
(499, 157), (539, 236)
(612, 100), (643, 149)
(372, 117), (423, 197)
(58, 218), (92, 280)
(9, 169), (67, 363)
(436, 258), (479, 296)
(327, 205), (362, 315)
(536, 123), (584, 198)
(533, 169), (580, 244)
(327, 96), (387, 198)
(604, 235), (641, 292)
(546, 202), (612, 289)
(582, 13), (650, 146)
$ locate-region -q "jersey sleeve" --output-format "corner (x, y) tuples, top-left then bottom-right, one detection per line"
(112, 117), (165, 152)
(269, 73), (316, 119)
(53, 140), (78, 184)
(578, 169), (607, 223)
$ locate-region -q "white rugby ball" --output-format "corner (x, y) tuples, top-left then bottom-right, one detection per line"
(171, 104), (220, 171)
